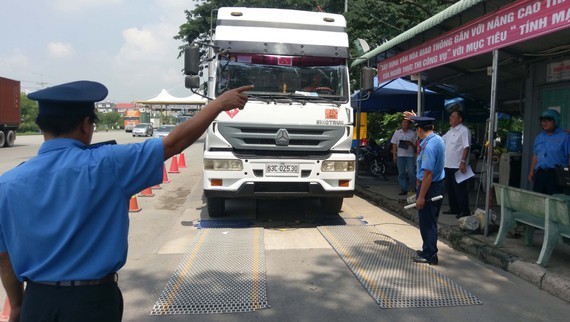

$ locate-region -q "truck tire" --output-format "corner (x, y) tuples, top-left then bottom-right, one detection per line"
(4, 130), (15, 147)
(320, 197), (343, 215)
(207, 197), (225, 217)
(0, 131), (5, 148)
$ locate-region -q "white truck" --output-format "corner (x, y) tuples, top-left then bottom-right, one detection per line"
(185, 7), (355, 217)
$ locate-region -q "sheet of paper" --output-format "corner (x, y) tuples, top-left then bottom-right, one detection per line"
(455, 165), (474, 184)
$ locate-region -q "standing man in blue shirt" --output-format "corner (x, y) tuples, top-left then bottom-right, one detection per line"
(0, 80), (252, 322)
(527, 109), (570, 194)
(408, 116), (445, 265)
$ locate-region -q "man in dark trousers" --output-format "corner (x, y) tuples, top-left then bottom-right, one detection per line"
(442, 110), (471, 218)
(409, 116), (445, 265)
(527, 109), (570, 194)
(0, 80), (252, 322)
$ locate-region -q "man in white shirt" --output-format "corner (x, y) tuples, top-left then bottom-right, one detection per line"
(442, 110), (471, 218)
(391, 119), (417, 195)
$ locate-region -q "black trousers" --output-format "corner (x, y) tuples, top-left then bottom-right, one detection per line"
(444, 167), (470, 215)
(533, 168), (563, 195)
(417, 180), (445, 261)
(21, 282), (123, 322)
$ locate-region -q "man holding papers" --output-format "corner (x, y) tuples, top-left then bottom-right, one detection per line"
(442, 110), (471, 219)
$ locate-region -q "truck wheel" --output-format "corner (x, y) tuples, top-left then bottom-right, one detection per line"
(0, 131), (5, 148)
(207, 197), (225, 217)
(320, 197), (343, 215)
(4, 130), (15, 147)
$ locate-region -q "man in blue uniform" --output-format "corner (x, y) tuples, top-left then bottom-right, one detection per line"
(409, 116), (445, 265)
(0, 80), (252, 322)
(527, 109), (570, 195)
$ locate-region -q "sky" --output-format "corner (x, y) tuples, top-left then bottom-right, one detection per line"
(0, 0), (200, 103)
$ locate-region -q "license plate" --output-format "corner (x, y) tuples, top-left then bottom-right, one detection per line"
(266, 163), (299, 176)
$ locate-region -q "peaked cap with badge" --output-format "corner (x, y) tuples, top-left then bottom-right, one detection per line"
(28, 80), (108, 117)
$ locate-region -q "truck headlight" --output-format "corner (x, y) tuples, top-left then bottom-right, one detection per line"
(321, 161), (355, 172)
(204, 159), (243, 171)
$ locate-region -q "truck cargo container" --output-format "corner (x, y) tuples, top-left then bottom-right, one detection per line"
(0, 76), (20, 148)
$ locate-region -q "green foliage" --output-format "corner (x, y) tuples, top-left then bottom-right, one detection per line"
(19, 94), (39, 133)
(347, 0), (455, 89)
(97, 111), (123, 129)
(496, 116), (524, 146)
(161, 114), (177, 125)
(367, 112), (404, 142)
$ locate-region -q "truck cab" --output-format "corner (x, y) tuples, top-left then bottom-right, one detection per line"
(187, 7), (355, 217)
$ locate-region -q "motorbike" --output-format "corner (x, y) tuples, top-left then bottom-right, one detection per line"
(352, 142), (390, 178)
(352, 139), (399, 178)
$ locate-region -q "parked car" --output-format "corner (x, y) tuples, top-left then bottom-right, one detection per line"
(132, 123), (153, 137)
(153, 125), (176, 138)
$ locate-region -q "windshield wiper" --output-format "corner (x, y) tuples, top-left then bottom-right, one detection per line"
(247, 93), (298, 104)
(246, 95), (273, 103)
(289, 94), (343, 105)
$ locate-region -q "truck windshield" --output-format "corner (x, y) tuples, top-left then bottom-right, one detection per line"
(216, 54), (348, 102)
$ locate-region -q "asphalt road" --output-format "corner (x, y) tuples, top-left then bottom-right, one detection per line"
(1, 131), (568, 321)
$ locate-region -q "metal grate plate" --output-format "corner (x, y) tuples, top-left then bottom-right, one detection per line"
(318, 225), (482, 309)
(150, 228), (269, 315)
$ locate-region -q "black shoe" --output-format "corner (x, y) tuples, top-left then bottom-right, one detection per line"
(416, 250), (423, 256)
(412, 255), (438, 265)
(398, 190), (408, 196)
(442, 209), (459, 215)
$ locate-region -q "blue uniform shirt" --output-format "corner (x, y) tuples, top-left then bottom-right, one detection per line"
(417, 133), (445, 182)
(0, 138), (164, 282)
(533, 128), (570, 170)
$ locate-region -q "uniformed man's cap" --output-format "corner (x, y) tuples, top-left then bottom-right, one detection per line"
(28, 80), (108, 116)
(409, 116), (435, 128)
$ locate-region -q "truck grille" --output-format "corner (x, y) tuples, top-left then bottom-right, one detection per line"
(217, 123), (346, 153)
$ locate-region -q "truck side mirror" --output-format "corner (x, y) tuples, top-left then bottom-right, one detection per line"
(184, 45), (200, 76)
(361, 67), (375, 92)
(185, 75), (200, 89)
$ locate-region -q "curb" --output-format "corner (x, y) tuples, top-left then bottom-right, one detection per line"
(355, 186), (570, 304)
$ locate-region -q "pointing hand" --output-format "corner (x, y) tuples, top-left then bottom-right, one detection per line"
(217, 85), (254, 111)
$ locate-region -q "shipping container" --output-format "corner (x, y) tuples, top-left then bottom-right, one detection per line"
(0, 76), (21, 147)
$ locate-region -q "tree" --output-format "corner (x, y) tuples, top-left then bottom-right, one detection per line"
(97, 111), (123, 129)
(19, 94), (39, 133)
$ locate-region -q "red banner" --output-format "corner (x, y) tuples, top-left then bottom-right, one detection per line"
(378, 0), (570, 82)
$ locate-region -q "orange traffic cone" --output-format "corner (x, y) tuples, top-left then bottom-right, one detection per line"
(138, 186), (155, 197)
(178, 152), (187, 168)
(168, 155), (180, 173)
(129, 195), (141, 212)
(0, 298), (11, 321)
(152, 183), (162, 190)
(162, 164), (170, 184)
